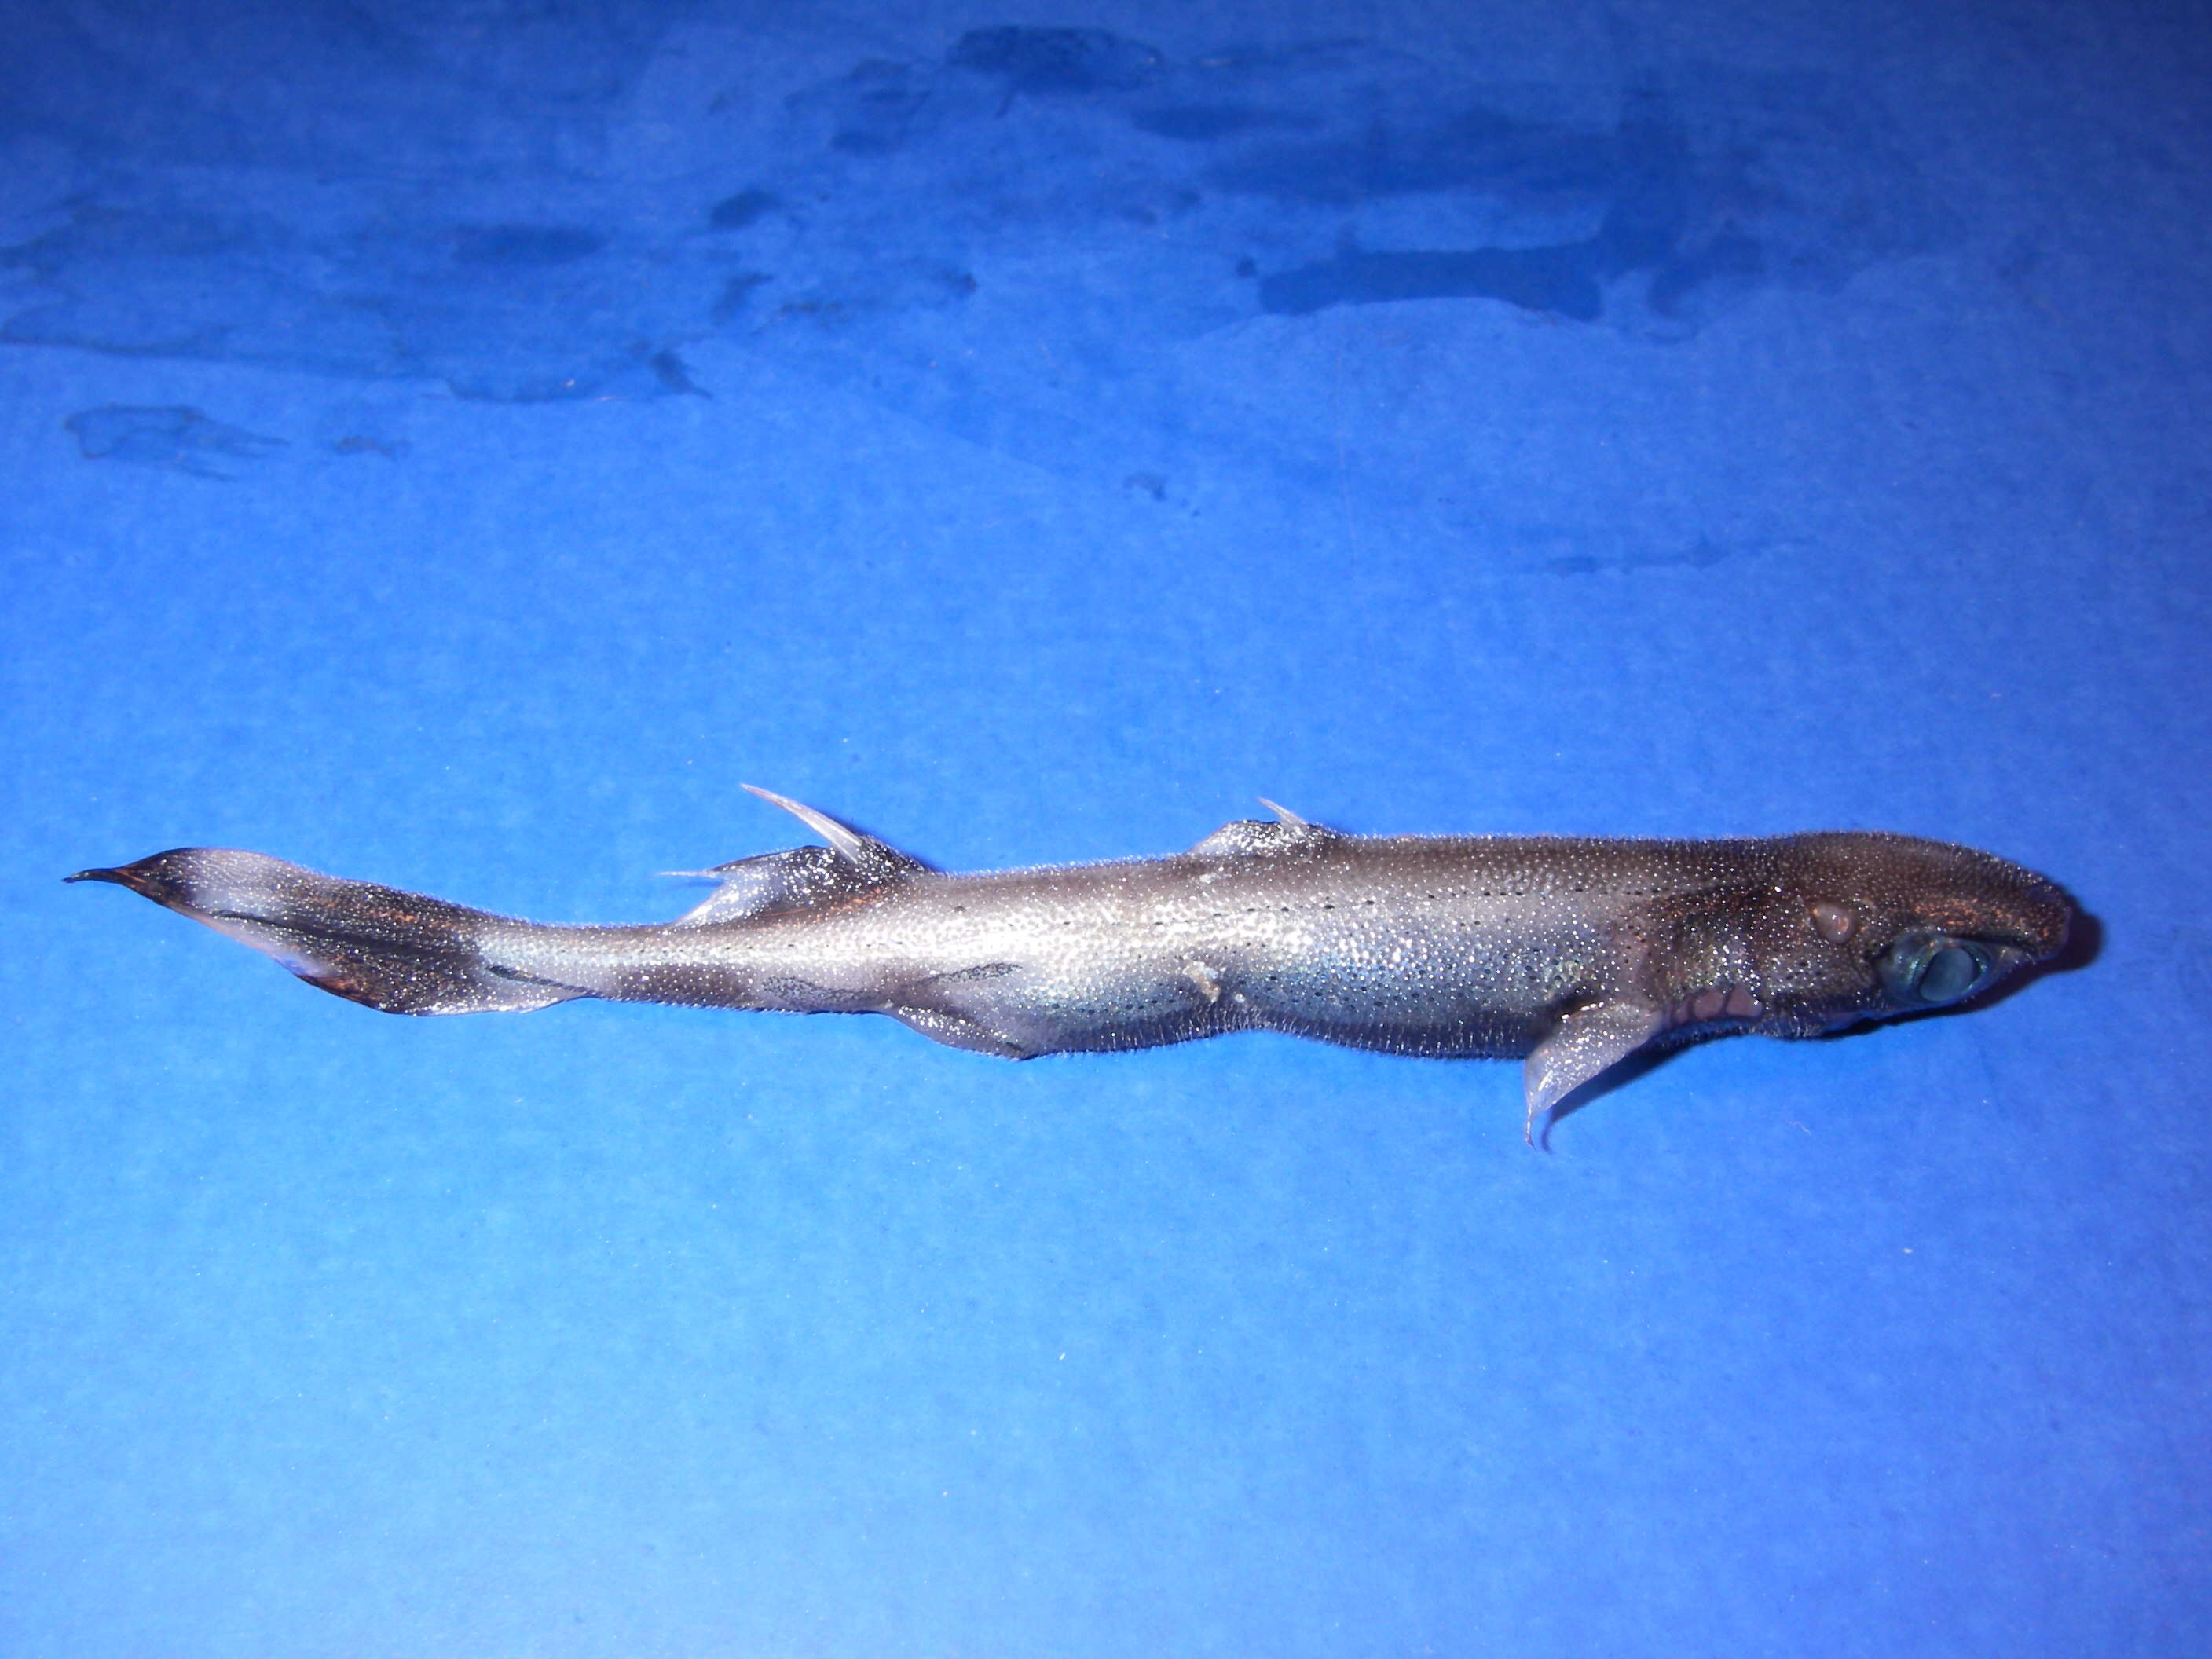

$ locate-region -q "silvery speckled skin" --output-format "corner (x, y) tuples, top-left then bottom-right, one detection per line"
(70, 789), (2074, 1137)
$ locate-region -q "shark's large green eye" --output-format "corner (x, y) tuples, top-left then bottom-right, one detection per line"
(1879, 933), (1996, 1005)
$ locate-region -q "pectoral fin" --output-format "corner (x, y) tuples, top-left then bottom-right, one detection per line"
(1523, 998), (1667, 1143)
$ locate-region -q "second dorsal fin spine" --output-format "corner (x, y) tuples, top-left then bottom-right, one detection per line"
(740, 785), (929, 880)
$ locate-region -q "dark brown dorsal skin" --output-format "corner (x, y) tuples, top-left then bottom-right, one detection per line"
(69, 791), (2074, 1138)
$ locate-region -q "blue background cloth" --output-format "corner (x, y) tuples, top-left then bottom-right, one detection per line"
(4, 2), (2207, 1653)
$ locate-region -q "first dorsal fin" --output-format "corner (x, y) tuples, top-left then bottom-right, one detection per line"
(742, 785), (930, 881)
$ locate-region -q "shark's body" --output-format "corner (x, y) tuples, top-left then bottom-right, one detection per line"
(71, 790), (2074, 1136)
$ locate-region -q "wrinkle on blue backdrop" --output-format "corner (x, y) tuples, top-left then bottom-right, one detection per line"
(4, 9), (1942, 401)
(3, 2), (2209, 1657)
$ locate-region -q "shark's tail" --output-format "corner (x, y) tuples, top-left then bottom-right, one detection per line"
(66, 848), (588, 1015)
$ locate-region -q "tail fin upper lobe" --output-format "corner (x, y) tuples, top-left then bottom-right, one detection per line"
(68, 848), (587, 1015)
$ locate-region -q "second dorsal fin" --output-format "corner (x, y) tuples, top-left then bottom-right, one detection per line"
(668, 846), (853, 926)
(742, 785), (930, 881)
(1187, 800), (1343, 858)
(668, 789), (931, 927)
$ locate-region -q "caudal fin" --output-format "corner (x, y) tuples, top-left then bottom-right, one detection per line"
(67, 848), (588, 1016)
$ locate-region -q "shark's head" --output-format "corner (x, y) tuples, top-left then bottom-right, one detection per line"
(1748, 831), (2075, 1036)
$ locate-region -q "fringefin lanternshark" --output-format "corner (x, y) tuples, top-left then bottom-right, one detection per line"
(71, 789), (2074, 1139)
